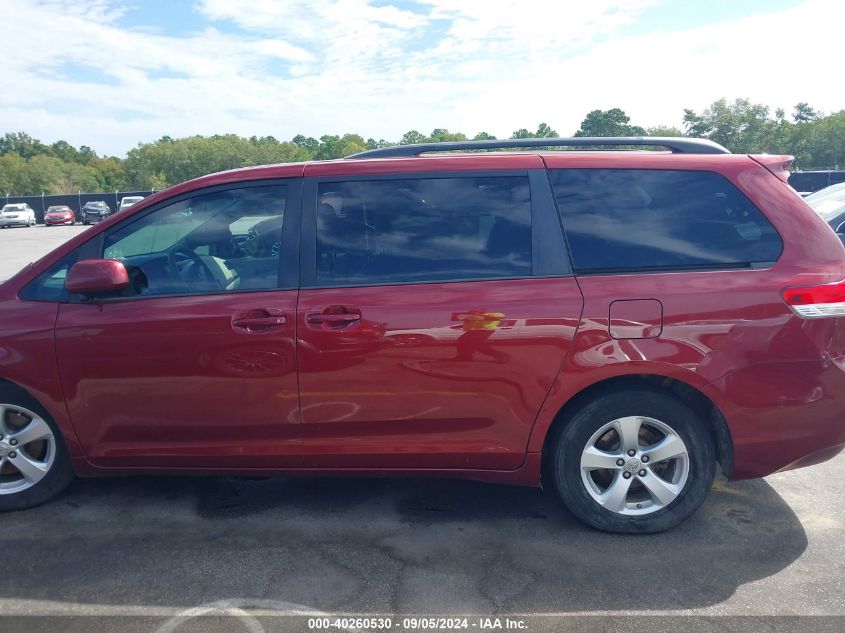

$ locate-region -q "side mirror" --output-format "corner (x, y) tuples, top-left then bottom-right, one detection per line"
(66, 259), (129, 296)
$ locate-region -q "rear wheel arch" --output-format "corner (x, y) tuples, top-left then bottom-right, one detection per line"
(540, 373), (733, 484)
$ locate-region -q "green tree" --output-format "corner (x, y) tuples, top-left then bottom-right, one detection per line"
(510, 123), (558, 139)
(0, 152), (30, 195)
(807, 110), (845, 169)
(793, 102), (818, 123)
(400, 130), (429, 145)
(429, 128), (467, 143)
(646, 125), (684, 137)
(0, 132), (52, 159)
(682, 98), (772, 152)
(291, 134), (319, 156)
(574, 109), (645, 137)
(535, 122), (558, 138)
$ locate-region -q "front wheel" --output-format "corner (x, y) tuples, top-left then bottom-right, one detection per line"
(550, 389), (716, 533)
(0, 386), (74, 512)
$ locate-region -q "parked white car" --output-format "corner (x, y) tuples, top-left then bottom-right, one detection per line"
(118, 195), (144, 213)
(0, 203), (37, 228)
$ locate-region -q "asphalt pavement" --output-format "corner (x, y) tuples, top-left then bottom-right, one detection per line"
(0, 224), (842, 632)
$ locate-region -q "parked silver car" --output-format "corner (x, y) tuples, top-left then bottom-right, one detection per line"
(118, 195), (145, 213)
(0, 203), (37, 228)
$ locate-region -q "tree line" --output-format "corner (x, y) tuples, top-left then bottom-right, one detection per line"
(1, 98), (843, 196)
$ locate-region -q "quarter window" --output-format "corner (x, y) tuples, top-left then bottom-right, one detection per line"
(549, 169), (783, 272)
(316, 176), (532, 286)
(101, 185), (286, 297)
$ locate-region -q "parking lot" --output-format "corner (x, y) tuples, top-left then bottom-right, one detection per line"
(1, 225), (843, 631)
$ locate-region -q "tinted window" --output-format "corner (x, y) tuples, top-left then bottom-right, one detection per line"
(19, 253), (79, 302)
(101, 185), (286, 297)
(316, 176), (531, 286)
(550, 169), (782, 272)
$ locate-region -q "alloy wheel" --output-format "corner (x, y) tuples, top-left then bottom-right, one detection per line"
(579, 416), (689, 516)
(0, 404), (56, 495)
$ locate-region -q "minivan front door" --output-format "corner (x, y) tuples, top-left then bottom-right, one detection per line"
(55, 181), (302, 469)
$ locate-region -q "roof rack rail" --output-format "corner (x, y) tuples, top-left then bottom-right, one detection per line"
(348, 136), (730, 159)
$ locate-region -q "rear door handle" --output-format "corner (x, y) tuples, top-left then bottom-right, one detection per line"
(306, 307), (362, 326)
(232, 309), (287, 333)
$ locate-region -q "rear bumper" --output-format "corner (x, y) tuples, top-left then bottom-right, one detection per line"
(711, 358), (845, 479)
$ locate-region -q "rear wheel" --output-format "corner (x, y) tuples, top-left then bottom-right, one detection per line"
(550, 389), (715, 533)
(0, 386), (74, 512)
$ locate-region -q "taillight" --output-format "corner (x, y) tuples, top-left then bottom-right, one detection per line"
(783, 280), (845, 318)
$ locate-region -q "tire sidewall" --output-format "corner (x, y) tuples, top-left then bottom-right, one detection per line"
(553, 389), (716, 534)
(0, 385), (74, 512)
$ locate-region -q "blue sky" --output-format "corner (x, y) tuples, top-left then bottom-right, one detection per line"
(0, 0), (840, 156)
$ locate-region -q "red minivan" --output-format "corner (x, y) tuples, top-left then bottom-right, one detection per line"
(1, 137), (843, 533)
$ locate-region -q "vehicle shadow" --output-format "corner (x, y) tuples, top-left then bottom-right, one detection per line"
(0, 474), (807, 614)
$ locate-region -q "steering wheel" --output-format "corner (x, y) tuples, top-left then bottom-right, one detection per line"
(167, 245), (221, 291)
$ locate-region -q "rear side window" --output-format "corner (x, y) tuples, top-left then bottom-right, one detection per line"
(549, 169), (783, 272)
(316, 176), (531, 286)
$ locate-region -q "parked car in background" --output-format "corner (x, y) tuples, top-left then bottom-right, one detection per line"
(44, 205), (76, 226)
(788, 170), (845, 196)
(807, 182), (845, 236)
(80, 201), (112, 225)
(0, 203), (37, 228)
(805, 181), (845, 207)
(1, 137), (844, 534)
(118, 196), (144, 213)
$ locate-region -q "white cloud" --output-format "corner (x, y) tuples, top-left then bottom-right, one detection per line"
(0, 0), (842, 156)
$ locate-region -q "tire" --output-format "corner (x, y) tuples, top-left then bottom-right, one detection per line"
(550, 389), (715, 534)
(0, 384), (74, 512)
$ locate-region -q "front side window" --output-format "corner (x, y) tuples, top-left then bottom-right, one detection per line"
(550, 169), (783, 272)
(101, 184), (286, 297)
(19, 253), (79, 302)
(316, 176), (532, 286)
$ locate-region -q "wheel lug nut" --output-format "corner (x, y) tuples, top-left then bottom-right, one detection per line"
(9, 439), (17, 446)
(638, 469), (647, 477)
(9, 452), (16, 458)
(622, 472), (632, 479)
(627, 449), (636, 457)
(616, 459), (625, 467)
(641, 455), (649, 463)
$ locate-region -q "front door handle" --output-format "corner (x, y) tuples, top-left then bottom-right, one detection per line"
(232, 309), (287, 333)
